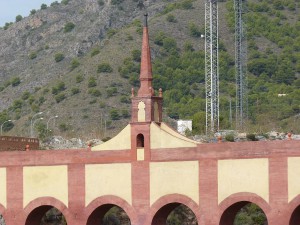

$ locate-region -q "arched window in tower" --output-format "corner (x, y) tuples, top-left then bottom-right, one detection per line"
(138, 101), (146, 122)
(137, 134), (144, 147)
(154, 102), (159, 122)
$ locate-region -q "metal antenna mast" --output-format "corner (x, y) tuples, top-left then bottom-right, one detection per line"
(235, 0), (247, 131)
(205, 0), (219, 135)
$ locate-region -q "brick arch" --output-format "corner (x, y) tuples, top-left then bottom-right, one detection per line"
(0, 204), (7, 223)
(146, 194), (202, 225)
(85, 195), (137, 225)
(288, 194), (300, 225)
(23, 197), (70, 225)
(219, 192), (271, 225)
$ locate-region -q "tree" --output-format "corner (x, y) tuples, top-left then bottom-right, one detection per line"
(64, 22), (75, 32)
(15, 15), (23, 22)
(97, 63), (113, 73)
(110, 109), (120, 120)
(40, 4), (47, 10)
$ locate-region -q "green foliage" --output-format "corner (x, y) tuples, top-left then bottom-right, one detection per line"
(107, 29), (117, 38)
(111, 0), (124, 5)
(15, 15), (23, 22)
(70, 58), (80, 70)
(61, 0), (69, 5)
(50, 1), (59, 6)
(98, 0), (105, 6)
(106, 87), (117, 97)
(246, 133), (258, 141)
(40, 4), (47, 10)
(75, 74), (84, 83)
(88, 76), (97, 88)
(225, 134), (235, 142)
(11, 77), (21, 87)
(52, 81), (66, 95)
(54, 53), (64, 62)
(59, 123), (69, 132)
(55, 93), (66, 103)
(71, 87), (80, 95)
(91, 47), (100, 57)
(64, 22), (75, 32)
(4, 22), (13, 30)
(88, 88), (102, 97)
(234, 203), (267, 225)
(181, 0), (194, 9)
(131, 49), (141, 62)
(30, 9), (36, 15)
(188, 22), (201, 37)
(166, 14), (177, 23)
(22, 91), (31, 100)
(110, 109), (120, 120)
(120, 96), (130, 104)
(29, 52), (37, 60)
(97, 63), (113, 73)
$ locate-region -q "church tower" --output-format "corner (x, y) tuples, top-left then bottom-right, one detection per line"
(130, 13), (163, 160)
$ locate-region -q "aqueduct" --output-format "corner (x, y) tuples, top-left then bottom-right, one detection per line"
(0, 14), (300, 225)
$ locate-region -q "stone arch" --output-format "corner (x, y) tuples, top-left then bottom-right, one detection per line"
(24, 197), (69, 225)
(288, 194), (300, 225)
(147, 194), (201, 225)
(219, 192), (270, 225)
(85, 195), (136, 225)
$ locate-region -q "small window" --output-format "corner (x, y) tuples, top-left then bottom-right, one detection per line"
(137, 134), (144, 147)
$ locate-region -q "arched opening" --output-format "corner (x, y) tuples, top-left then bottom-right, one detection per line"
(25, 206), (67, 225)
(87, 204), (131, 225)
(152, 203), (198, 225)
(290, 205), (300, 225)
(220, 202), (267, 225)
(137, 134), (144, 147)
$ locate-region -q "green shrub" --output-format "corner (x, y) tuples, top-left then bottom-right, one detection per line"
(131, 49), (141, 62)
(71, 87), (80, 95)
(88, 77), (97, 88)
(181, 0), (194, 9)
(61, 0), (69, 5)
(70, 58), (80, 70)
(76, 74), (84, 83)
(54, 53), (64, 62)
(29, 52), (37, 60)
(111, 0), (124, 5)
(50, 1), (59, 6)
(166, 14), (177, 23)
(88, 88), (102, 97)
(40, 4), (47, 9)
(4, 22), (13, 30)
(30, 9), (36, 15)
(246, 133), (258, 141)
(97, 63), (113, 73)
(52, 81), (66, 95)
(55, 93), (66, 103)
(121, 109), (130, 118)
(106, 87), (117, 97)
(98, 0), (104, 6)
(59, 123), (69, 132)
(107, 29), (117, 38)
(225, 134), (235, 142)
(22, 91), (31, 100)
(189, 22), (201, 37)
(110, 109), (120, 120)
(11, 77), (21, 87)
(15, 15), (23, 22)
(120, 96), (130, 104)
(91, 48), (100, 57)
(64, 22), (75, 32)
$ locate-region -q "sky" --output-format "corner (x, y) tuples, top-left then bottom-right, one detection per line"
(0, 0), (61, 27)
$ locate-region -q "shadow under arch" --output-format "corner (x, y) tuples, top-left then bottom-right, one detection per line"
(85, 195), (137, 225)
(147, 194), (201, 225)
(288, 194), (300, 225)
(24, 197), (70, 225)
(219, 192), (271, 225)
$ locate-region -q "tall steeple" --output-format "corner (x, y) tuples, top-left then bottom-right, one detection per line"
(138, 13), (153, 97)
(131, 13), (163, 124)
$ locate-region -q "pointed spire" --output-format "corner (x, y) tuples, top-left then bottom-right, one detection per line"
(138, 13), (153, 97)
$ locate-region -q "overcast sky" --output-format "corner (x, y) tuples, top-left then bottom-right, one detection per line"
(0, 0), (61, 26)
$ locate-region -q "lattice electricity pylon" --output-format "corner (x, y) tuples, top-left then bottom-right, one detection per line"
(205, 0), (219, 135)
(234, 0), (248, 131)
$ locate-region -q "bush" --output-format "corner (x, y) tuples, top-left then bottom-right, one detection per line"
(61, 0), (69, 5)
(107, 29), (117, 38)
(91, 48), (100, 57)
(71, 87), (80, 95)
(22, 91), (31, 100)
(120, 96), (130, 104)
(88, 88), (102, 97)
(97, 63), (113, 73)
(189, 22), (201, 37)
(166, 14), (177, 23)
(106, 87), (117, 97)
(131, 49), (141, 62)
(55, 93), (66, 103)
(15, 15), (23, 22)
(111, 0), (124, 5)
(29, 52), (37, 60)
(40, 4), (47, 10)
(88, 77), (97, 88)
(181, 0), (194, 9)
(64, 22), (75, 32)
(11, 77), (21, 87)
(50, 1), (59, 6)
(225, 134), (235, 142)
(52, 81), (66, 95)
(98, 0), (104, 6)
(30, 9), (36, 15)
(75, 74), (84, 83)
(70, 58), (80, 70)
(54, 53), (64, 62)
(110, 109), (120, 120)
(246, 133), (258, 141)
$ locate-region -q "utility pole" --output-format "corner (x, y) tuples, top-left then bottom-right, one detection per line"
(205, 0), (219, 135)
(234, 0), (248, 131)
